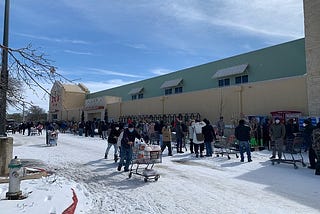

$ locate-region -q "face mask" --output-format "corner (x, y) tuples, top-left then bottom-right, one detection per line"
(275, 120), (280, 124)
(129, 128), (134, 132)
(115, 127), (119, 130)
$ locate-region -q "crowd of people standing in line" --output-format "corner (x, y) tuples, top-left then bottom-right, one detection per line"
(10, 115), (319, 175)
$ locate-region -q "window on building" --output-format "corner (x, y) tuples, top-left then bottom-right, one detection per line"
(132, 95), (137, 100)
(138, 93), (143, 99)
(52, 114), (57, 120)
(174, 87), (183, 94)
(165, 88), (172, 95)
(218, 78), (230, 87)
(235, 75), (248, 84)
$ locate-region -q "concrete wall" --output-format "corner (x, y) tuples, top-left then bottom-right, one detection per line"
(107, 76), (308, 125)
(304, 0), (320, 116)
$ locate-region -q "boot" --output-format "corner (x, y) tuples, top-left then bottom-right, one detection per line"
(114, 154), (119, 162)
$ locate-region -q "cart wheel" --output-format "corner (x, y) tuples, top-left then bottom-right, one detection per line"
(144, 177), (148, 182)
(272, 161), (275, 165)
(128, 172), (132, 178)
(294, 165), (298, 169)
(227, 156), (231, 160)
(155, 175), (159, 181)
(236, 154), (239, 158)
(302, 163), (306, 167)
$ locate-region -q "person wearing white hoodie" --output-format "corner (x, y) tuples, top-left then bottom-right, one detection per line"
(192, 119), (206, 158)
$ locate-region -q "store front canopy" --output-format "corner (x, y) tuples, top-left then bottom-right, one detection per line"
(212, 64), (248, 79)
(160, 78), (183, 89)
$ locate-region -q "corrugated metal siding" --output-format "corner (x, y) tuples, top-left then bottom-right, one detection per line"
(87, 38), (306, 101)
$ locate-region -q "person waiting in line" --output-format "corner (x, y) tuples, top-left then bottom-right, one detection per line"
(202, 118), (216, 157)
(161, 123), (173, 156)
(235, 119), (252, 162)
(216, 116), (225, 137)
(118, 123), (141, 172)
(285, 119), (298, 151)
(269, 118), (286, 160)
(192, 119), (206, 158)
(309, 122), (320, 175)
(105, 123), (121, 160)
(302, 119), (314, 152)
(174, 119), (185, 153)
(188, 119), (195, 154)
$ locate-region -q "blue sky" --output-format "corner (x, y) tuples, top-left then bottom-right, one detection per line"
(1, 0), (304, 113)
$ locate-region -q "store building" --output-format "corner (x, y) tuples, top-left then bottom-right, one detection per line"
(48, 81), (89, 122)
(87, 38), (307, 124)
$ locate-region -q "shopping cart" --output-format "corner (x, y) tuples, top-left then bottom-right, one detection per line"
(214, 135), (239, 159)
(128, 141), (162, 182)
(47, 130), (58, 146)
(271, 136), (306, 169)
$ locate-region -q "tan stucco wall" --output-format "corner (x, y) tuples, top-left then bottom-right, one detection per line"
(107, 76), (308, 125)
(63, 92), (86, 110)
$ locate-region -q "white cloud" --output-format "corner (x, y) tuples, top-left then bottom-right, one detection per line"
(88, 68), (144, 78)
(82, 79), (135, 93)
(15, 32), (91, 45)
(150, 68), (173, 76)
(64, 50), (94, 56)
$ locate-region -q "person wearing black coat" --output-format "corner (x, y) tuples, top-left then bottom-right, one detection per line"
(118, 123), (141, 172)
(235, 119), (252, 162)
(202, 119), (216, 157)
(105, 124), (121, 160)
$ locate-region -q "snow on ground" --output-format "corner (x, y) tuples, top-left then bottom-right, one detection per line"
(0, 132), (319, 214)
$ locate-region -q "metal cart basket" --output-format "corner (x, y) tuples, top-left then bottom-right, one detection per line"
(129, 142), (162, 182)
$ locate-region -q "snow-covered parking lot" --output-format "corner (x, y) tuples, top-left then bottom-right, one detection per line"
(1, 133), (319, 214)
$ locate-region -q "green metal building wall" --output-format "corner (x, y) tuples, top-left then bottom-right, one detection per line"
(87, 38), (306, 101)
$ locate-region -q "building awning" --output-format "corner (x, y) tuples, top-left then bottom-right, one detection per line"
(212, 64), (248, 79)
(128, 87), (144, 95)
(160, 78), (183, 89)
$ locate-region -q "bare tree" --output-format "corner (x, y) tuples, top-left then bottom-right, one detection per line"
(0, 44), (73, 135)
(7, 76), (24, 108)
(27, 105), (47, 122)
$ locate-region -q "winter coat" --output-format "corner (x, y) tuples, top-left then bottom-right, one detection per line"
(121, 128), (141, 149)
(188, 123), (195, 139)
(192, 121), (206, 144)
(269, 123), (286, 141)
(175, 122), (184, 139)
(235, 124), (251, 141)
(108, 128), (121, 144)
(162, 126), (172, 142)
(202, 124), (217, 142)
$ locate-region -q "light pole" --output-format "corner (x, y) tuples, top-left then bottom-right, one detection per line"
(0, 0), (10, 136)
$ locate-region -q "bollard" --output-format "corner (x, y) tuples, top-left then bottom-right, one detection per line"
(6, 156), (23, 200)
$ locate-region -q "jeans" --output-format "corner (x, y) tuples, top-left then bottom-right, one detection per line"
(205, 140), (213, 156)
(272, 138), (284, 159)
(176, 137), (183, 152)
(78, 128), (83, 136)
(159, 134), (163, 147)
(105, 143), (118, 157)
(239, 140), (251, 161)
(118, 146), (133, 170)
